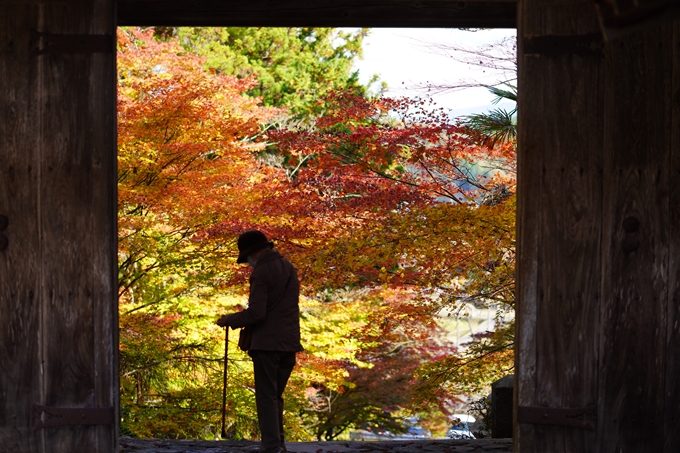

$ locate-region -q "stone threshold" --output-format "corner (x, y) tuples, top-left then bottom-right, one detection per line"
(119, 437), (513, 453)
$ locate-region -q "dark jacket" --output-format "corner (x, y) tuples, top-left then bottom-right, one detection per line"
(225, 249), (303, 352)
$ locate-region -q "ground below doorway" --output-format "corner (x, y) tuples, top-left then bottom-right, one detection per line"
(119, 437), (513, 453)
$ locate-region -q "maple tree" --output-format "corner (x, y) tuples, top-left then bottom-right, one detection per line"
(264, 89), (515, 287)
(297, 288), (455, 441)
(116, 28), (425, 440)
(117, 26), (516, 441)
(117, 27), (279, 438)
(263, 89), (517, 408)
(117, 27), (277, 310)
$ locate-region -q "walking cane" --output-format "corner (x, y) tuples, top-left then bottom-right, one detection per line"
(221, 326), (229, 439)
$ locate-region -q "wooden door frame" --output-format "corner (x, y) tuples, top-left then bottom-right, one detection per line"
(0, 2), (118, 452)
(116, 0), (518, 28)
(114, 2), (679, 451)
(4, 1), (678, 452)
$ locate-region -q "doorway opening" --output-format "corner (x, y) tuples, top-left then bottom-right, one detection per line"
(116, 25), (517, 442)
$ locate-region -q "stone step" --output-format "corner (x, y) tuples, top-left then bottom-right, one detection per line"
(119, 438), (513, 453)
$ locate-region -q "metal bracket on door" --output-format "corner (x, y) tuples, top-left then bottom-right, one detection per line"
(32, 31), (114, 56)
(517, 405), (596, 431)
(33, 404), (114, 430)
(523, 34), (605, 58)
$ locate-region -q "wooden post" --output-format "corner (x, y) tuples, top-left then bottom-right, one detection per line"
(598, 24), (673, 453)
(0, 2), (118, 452)
(517, 0), (680, 450)
(516, 1), (604, 451)
(667, 22), (680, 450)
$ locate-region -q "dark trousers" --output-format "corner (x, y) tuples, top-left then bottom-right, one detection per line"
(249, 350), (296, 452)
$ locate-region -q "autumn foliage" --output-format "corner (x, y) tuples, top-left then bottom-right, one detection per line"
(117, 27), (515, 440)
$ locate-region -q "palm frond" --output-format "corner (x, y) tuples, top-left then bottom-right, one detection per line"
(486, 83), (517, 105)
(461, 107), (516, 145)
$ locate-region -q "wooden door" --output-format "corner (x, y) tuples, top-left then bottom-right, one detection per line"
(0, 1), (118, 452)
(516, 1), (680, 451)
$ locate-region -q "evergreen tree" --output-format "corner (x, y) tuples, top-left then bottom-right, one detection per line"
(171, 27), (375, 117)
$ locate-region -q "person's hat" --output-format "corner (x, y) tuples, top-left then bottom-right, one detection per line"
(236, 230), (273, 263)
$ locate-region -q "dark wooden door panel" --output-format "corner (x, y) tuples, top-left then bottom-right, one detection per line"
(516, 2), (603, 451)
(665, 22), (680, 451)
(518, 1), (680, 451)
(2, 1), (679, 453)
(599, 24), (673, 453)
(0, 6), (43, 451)
(0, 2), (117, 452)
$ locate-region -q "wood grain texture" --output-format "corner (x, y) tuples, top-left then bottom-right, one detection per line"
(665, 20), (680, 453)
(533, 50), (602, 453)
(0, 1), (117, 452)
(40, 1), (118, 451)
(598, 25), (672, 453)
(117, 0), (517, 28)
(516, 1), (603, 452)
(0, 4), (43, 452)
(514, 36), (540, 453)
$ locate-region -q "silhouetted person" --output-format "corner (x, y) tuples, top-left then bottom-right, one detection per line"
(217, 230), (303, 453)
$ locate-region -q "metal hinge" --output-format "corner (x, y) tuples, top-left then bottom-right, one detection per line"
(523, 34), (605, 58)
(34, 404), (114, 430)
(32, 31), (114, 56)
(517, 404), (596, 431)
